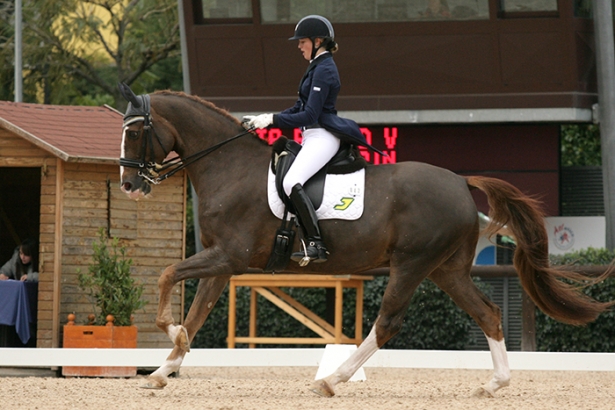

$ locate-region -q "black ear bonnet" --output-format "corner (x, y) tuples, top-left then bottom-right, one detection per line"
(118, 82), (151, 121)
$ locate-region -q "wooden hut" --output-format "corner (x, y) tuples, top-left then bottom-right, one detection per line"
(0, 101), (186, 348)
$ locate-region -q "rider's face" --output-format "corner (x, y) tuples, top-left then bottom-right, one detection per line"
(298, 38), (313, 61)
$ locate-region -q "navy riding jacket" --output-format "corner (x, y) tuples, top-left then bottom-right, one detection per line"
(272, 53), (377, 151)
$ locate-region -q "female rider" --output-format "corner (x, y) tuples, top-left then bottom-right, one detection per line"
(245, 15), (374, 266)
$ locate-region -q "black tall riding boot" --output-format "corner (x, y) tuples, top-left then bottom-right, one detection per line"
(289, 183), (328, 266)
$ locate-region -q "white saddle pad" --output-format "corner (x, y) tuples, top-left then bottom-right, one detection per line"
(267, 166), (365, 220)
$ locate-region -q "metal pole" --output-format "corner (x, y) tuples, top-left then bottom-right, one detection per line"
(593, 0), (615, 249)
(14, 0), (23, 102)
(177, 0), (191, 95)
(177, 0), (203, 253)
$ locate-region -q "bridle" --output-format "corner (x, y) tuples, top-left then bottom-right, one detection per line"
(119, 94), (254, 185)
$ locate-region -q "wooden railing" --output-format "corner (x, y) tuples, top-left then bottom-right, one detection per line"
(227, 274), (373, 348)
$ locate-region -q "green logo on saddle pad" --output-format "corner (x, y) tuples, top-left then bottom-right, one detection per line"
(334, 197), (355, 211)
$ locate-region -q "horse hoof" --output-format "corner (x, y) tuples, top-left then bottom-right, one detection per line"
(140, 382), (164, 390)
(472, 386), (495, 398)
(174, 326), (190, 352)
(309, 379), (335, 397)
(141, 375), (167, 390)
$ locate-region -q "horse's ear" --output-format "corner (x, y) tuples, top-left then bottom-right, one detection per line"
(118, 82), (142, 108)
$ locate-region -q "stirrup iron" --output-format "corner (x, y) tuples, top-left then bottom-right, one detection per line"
(298, 239), (311, 267)
(292, 238), (328, 266)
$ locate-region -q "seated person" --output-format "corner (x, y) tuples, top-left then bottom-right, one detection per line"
(0, 238), (38, 282)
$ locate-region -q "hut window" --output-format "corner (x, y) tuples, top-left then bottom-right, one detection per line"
(197, 0), (253, 24)
(498, 0), (559, 17)
(107, 180), (137, 240)
(500, 0), (557, 12)
(259, 0), (490, 23)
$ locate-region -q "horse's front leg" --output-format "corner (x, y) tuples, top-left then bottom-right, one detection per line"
(156, 265), (191, 351)
(155, 246), (233, 349)
(143, 274), (231, 389)
(142, 345), (186, 389)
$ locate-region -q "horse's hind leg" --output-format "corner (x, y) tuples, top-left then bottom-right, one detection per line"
(429, 265), (510, 397)
(143, 275), (230, 389)
(311, 265), (428, 397)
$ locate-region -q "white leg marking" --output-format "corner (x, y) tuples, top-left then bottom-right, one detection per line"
(324, 325), (380, 386)
(167, 324), (181, 342)
(144, 355), (184, 389)
(165, 323), (190, 352)
(152, 356), (183, 379)
(481, 335), (511, 396)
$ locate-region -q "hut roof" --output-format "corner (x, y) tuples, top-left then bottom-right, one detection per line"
(0, 101), (123, 164)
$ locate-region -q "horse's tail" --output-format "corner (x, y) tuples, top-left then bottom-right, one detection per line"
(466, 175), (614, 325)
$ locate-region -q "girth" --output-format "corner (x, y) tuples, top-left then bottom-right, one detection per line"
(271, 136), (367, 212)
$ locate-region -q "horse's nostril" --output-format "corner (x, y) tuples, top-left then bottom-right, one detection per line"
(122, 182), (132, 192)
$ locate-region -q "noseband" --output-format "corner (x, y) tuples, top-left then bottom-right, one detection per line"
(119, 94), (254, 184)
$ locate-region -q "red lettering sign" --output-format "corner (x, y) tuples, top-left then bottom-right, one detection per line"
(258, 126), (398, 164)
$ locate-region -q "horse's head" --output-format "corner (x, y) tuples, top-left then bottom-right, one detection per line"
(118, 83), (173, 200)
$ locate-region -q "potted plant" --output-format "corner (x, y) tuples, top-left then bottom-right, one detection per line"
(62, 228), (147, 377)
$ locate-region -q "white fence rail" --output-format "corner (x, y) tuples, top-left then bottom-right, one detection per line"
(1, 348), (615, 371)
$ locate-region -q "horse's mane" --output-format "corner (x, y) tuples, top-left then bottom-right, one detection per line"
(153, 90), (242, 126)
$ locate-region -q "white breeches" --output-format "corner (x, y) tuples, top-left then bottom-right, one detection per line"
(283, 128), (341, 196)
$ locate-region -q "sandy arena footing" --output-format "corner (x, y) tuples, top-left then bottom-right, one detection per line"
(3, 366), (614, 410)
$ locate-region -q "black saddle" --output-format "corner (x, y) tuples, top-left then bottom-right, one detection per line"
(271, 136), (367, 212)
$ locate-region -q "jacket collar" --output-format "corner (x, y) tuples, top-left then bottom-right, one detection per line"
(300, 52), (333, 86)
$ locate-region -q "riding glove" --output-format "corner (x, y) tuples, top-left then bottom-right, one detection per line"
(244, 113), (273, 129)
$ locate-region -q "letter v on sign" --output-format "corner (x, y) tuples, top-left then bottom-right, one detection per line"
(384, 127), (398, 150)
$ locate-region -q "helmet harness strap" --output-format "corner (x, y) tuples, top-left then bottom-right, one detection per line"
(310, 37), (326, 60)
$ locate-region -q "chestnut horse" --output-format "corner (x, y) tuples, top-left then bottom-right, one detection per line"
(118, 86), (611, 397)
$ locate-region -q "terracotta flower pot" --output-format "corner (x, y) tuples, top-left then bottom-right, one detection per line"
(62, 314), (137, 377)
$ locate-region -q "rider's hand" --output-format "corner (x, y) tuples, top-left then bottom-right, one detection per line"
(245, 113), (273, 130)
(242, 115), (256, 127)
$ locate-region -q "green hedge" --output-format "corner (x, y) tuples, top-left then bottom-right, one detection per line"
(536, 248), (615, 352)
(185, 275), (485, 350)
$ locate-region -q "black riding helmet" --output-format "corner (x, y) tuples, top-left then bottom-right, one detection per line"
(289, 15), (335, 60)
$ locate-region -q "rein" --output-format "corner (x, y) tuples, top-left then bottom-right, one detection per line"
(119, 114), (254, 184)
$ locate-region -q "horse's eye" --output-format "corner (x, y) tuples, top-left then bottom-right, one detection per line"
(127, 130), (139, 140)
